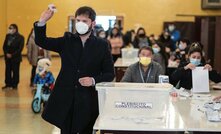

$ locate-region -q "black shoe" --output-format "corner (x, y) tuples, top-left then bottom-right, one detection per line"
(2, 86), (11, 90)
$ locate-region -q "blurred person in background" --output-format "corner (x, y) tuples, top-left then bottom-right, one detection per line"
(159, 29), (173, 51)
(97, 29), (111, 50)
(174, 38), (190, 65)
(27, 28), (51, 87)
(133, 27), (150, 48)
(108, 27), (123, 62)
(168, 23), (180, 51)
(152, 42), (168, 74)
(122, 30), (135, 48)
(2, 24), (24, 90)
(149, 34), (157, 46)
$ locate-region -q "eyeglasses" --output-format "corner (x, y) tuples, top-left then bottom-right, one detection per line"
(9, 27), (14, 29)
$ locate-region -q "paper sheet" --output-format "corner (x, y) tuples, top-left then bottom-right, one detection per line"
(192, 67), (209, 93)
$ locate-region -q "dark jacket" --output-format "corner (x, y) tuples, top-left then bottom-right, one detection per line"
(34, 23), (115, 132)
(3, 33), (24, 62)
(133, 36), (151, 48)
(170, 62), (221, 90)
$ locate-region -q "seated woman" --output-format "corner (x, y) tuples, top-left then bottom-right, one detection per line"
(152, 42), (168, 74)
(170, 42), (221, 90)
(121, 46), (163, 83)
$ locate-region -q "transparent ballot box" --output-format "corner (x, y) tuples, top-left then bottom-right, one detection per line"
(95, 82), (173, 130)
(121, 48), (139, 65)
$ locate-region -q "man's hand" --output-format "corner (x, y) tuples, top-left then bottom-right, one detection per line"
(39, 6), (55, 23)
(6, 53), (12, 58)
(79, 77), (94, 87)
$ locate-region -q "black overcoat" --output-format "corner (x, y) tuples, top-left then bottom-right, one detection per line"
(34, 23), (115, 132)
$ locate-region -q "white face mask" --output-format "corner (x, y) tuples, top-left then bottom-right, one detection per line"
(99, 33), (106, 38)
(179, 44), (184, 50)
(168, 25), (175, 32)
(152, 48), (160, 54)
(75, 22), (89, 35)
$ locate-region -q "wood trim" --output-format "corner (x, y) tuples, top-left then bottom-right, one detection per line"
(214, 17), (221, 72)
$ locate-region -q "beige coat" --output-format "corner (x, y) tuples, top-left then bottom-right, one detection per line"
(27, 34), (51, 66)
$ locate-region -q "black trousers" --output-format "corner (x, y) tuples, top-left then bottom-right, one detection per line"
(30, 65), (37, 84)
(5, 60), (21, 87)
(60, 113), (94, 134)
(61, 123), (93, 134)
(60, 101), (94, 134)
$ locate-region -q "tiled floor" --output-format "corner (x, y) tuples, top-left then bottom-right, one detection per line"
(0, 57), (61, 134)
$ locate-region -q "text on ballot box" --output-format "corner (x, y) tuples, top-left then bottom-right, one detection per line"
(95, 83), (173, 125)
(192, 67), (209, 93)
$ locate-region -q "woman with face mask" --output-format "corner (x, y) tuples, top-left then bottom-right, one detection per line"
(171, 42), (221, 90)
(97, 29), (112, 50)
(174, 38), (190, 65)
(133, 27), (151, 48)
(167, 24), (181, 51)
(121, 46), (163, 83)
(158, 29), (173, 50)
(152, 42), (168, 74)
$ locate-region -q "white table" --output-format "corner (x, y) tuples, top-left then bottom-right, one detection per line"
(93, 83), (221, 133)
(173, 90), (221, 132)
(94, 83), (186, 134)
(94, 102), (185, 132)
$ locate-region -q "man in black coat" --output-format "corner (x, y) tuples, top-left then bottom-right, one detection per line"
(34, 6), (115, 134)
(2, 24), (24, 90)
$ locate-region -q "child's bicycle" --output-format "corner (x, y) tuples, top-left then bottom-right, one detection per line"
(31, 83), (51, 113)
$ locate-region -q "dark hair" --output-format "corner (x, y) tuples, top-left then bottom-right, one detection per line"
(138, 46), (153, 55)
(75, 6), (96, 21)
(10, 24), (18, 33)
(149, 34), (155, 38)
(130, 29), (135, 34)
(188, 42), (203, 56)
(110, 27), (121, 38)
(179, 38), (190, 46)
(153, 41), (168, 66)
(97, 29), (104, 35)
(136, 27), (146, 36)
(123, 31), (132, 46)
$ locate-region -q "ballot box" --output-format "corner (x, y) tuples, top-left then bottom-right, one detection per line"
(121, 48), (139, 65)
(95, 82), (173, 131)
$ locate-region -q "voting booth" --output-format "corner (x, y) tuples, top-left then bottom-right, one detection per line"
(94, 82), (173, 131)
